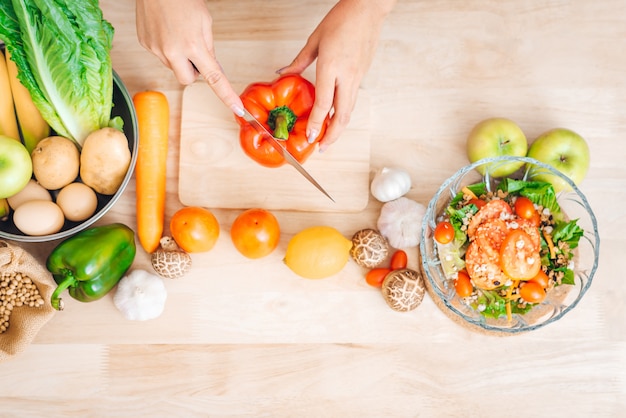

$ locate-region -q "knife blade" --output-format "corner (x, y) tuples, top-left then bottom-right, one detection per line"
(240, 108), (335, 202)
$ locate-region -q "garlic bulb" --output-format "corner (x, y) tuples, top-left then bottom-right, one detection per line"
(376, 197), (426, 249)
(113, 269), (167, 321)
(370, 167), (412, 202)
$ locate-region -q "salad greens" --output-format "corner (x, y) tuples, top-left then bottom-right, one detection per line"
(442, 178), (584, 320)
(0, 0), (121, 147)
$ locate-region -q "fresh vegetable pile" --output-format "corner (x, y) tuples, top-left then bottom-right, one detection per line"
(433, 178), (584, 321)
(0, 0), (132, 238)
(0, 0), (122, 147)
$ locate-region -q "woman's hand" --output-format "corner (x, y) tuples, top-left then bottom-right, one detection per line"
(135, 0), (243, 115)
(278, 0), (396, 151)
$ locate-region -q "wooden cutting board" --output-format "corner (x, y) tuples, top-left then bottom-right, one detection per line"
(178, 81), (371, 212)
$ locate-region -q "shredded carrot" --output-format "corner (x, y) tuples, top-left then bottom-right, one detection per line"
(543, 230), (557, 259)
(505, 280), (520, 322)
(462, 186), (478, 200)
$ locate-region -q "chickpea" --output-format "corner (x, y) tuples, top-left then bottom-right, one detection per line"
(0, 272), (44, 334)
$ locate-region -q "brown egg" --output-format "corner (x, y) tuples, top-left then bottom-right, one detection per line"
(7, 179), (52, 209)
(13, 200), (65, 236)
(56, 182), (99, 222)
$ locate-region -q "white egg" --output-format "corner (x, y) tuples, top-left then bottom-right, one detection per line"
(13, 200), (65, 236)
(56, 182), (99, 222)
(7, 179), (52, 209)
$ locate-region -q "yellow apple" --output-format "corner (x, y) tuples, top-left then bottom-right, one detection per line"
(466, 118), (528, 177)
(526, 128), (590, 193)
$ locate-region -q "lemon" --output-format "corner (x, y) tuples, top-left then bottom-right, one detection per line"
(284, 226), (353, 279)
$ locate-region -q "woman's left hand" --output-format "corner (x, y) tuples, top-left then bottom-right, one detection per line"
(278, 0), (396, 151)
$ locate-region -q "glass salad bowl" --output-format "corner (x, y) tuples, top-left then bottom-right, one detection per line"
(0, 70), (138, 243)
(420, 156), (600, 335)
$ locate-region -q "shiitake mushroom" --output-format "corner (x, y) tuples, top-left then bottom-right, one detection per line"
(350, 228), (389, 268)
(381, 268), (425, 312)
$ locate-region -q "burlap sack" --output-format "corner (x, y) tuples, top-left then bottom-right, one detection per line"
(0, 240), (56, 362)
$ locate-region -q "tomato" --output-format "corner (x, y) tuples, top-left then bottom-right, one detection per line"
(468, 198), (486, 209)
(170, 206), (220, 253)
(465, 241), (508, 290)
(519, 281), (546, 303)
(390, 250), (408, 270)
(434, 221), (455, 244)
(230, 208), (281, 259)
(474, 218), (508, 261)
(514, 196), (540, 227)
(454, 270), (474, 298)
(499, 229), (541, 280)
(467, 199), (513, 238)
(365, 268), (392, 287)
(529, 269), (550, 289)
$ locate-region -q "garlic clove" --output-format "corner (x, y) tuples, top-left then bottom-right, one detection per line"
(370, 167), (412, 202)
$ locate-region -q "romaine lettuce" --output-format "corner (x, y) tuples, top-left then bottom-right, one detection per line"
(0, 0), (119, 147)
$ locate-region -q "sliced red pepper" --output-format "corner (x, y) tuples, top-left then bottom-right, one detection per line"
(235, 74), (328, 168)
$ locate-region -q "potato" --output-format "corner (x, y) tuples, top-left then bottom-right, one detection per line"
(80, 127), (131, 195)
(31, 136), (80, 190)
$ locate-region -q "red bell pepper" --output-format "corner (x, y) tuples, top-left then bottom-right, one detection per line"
(235, 74), (328, 168)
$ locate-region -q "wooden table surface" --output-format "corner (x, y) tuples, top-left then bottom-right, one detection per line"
(2, 1), (625, 416)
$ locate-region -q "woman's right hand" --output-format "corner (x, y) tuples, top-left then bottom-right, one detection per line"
(135, 0), (243, 115)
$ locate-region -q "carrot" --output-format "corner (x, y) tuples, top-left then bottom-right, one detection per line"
(133, 91), (170, 254)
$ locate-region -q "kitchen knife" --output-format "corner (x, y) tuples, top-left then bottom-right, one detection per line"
(240, 108), (335, 202)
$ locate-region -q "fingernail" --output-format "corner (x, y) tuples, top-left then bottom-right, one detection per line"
(231, 105), (245, 117)
(318, 144), (327, 153)
(307, 129), (319, 144)
(275, 66), (288, 74)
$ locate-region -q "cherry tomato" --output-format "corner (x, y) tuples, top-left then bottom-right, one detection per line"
(514, 196), (541, 227)
(500, 229), (541, 280)
(454, 270), (474, 298)
(434, 221), (455, 244)
(519, 281), (546, 303)
(529, 269), (550, 289)
(390, 250), (408, 270)
(365, 268), (392, 287)
(468, 198), (486, 209)
(170, 206), (220, 253)
(230, 208), (281, 259)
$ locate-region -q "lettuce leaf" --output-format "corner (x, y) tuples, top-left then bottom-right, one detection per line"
(0, 0), (118, 146)
(498, 178), (562, 218)
(551, 218), (584, 250)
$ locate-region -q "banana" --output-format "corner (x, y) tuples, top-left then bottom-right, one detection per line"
(4, 49), (50, 153)
(0, 49), (20, 140)
(0, 198), (9, 221)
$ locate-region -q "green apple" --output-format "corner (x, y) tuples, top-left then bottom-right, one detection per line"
(466, 117), (528, 177)
(0, 135), (33, 199)
(526, 128), (590, 193)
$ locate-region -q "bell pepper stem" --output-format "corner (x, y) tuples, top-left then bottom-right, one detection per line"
(273, 114), (290, 140)
(268, 105), (297, 140)
(50, 275), (77, 311)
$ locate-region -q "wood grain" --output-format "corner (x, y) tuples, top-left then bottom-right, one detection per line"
(1, 0), (625, 417)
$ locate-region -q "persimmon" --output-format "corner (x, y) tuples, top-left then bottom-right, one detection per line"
(230, 208), (280, 259)
(170, 206), (220, 253)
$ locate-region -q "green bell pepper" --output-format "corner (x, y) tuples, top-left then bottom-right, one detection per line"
(47, 223), (136, 310)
